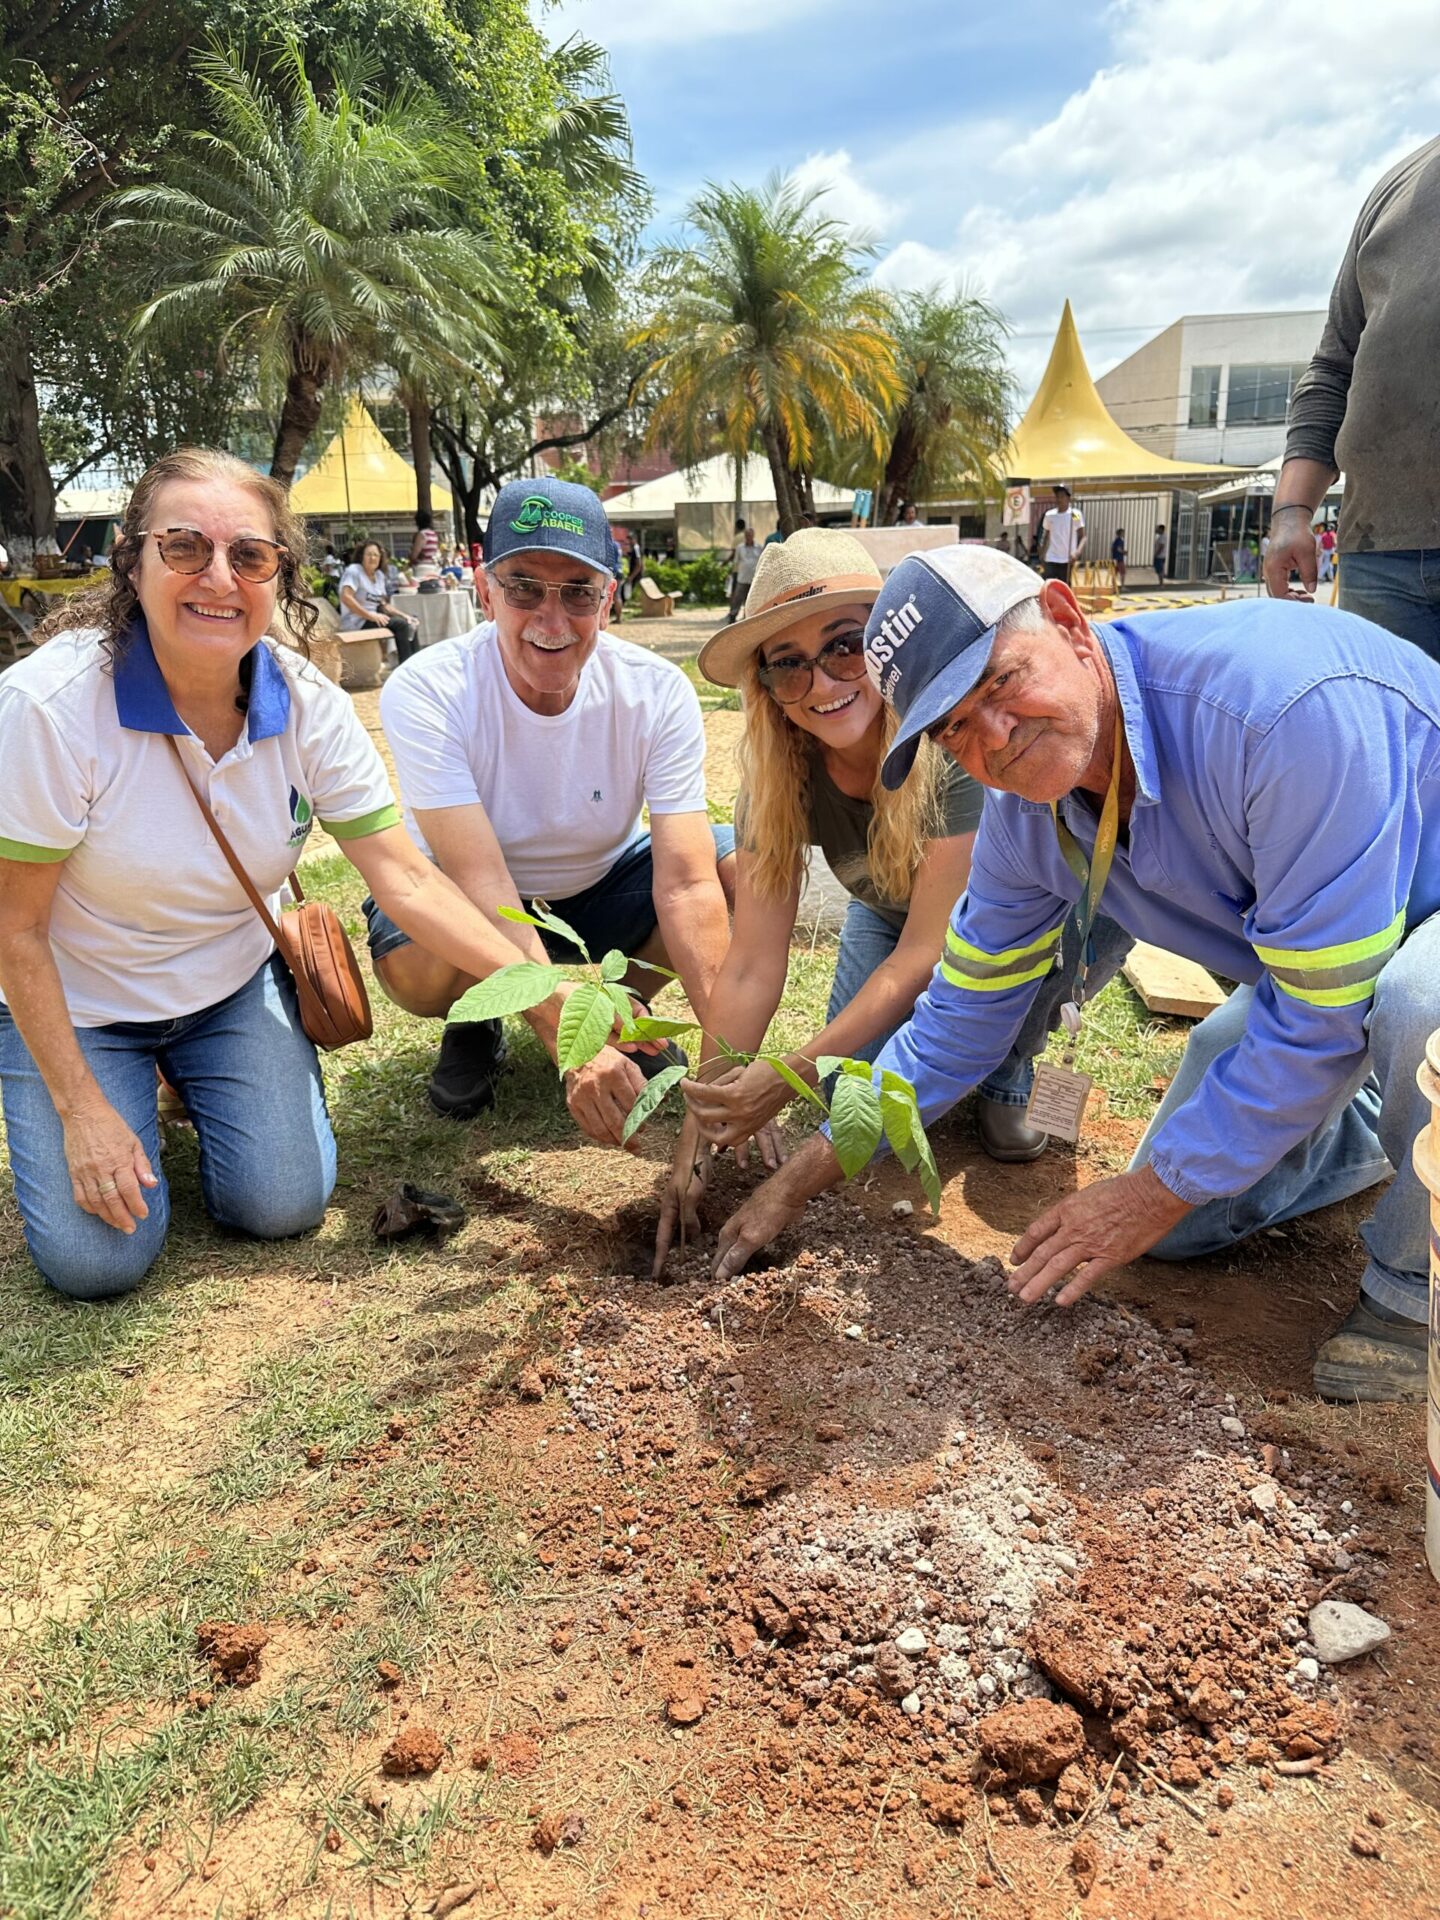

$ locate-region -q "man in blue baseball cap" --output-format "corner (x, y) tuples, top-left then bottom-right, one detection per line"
(707, 544), (1440, 1404)
(363, 477), (755, 1155)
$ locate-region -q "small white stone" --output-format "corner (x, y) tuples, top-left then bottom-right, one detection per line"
(1309, 1600), (1391, 1665)
(844, 1324), (864, 1341)
(1249, 1481), (1279, 1513)
(1011, 1503), (1031, 1523)
(1220, 1416), (1245, 1437)
(1293, 1657), (1320, 1683)
(952, 1429), (967, 1445)
(977, 1674), (996, 1697)
(1340, 1500), (1354, 1514)
(895, 1627), (929, 1656)
(1051, 1549), (1079, 1574)
(900, 1691), (922, 1717)
(912, 1558), (935, 1576)
(892, 1199), (914, 1217)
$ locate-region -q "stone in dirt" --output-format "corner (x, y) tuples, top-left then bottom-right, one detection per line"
(872, 1641), (918, 1701)
(1029, 1610), (1122, 1712)
(1308, 1600), (1390, 1664)
(667, 1692), (706, 1726)
(979, 1699), (1086, 1783)
(894, 1627), (928, 1656)
(382, 1728), (444, 1777)
(195, 1621), (268, 1688)
(375, 1661), (403, 1688)
(517, 1367), (545, 1402)
(1071, 1833), (1101, 1897)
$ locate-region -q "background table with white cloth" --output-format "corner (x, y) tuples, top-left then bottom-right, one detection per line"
(391, 587), (478, 647)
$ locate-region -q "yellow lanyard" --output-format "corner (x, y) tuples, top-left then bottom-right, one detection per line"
(1049, 709), (1125, 1017)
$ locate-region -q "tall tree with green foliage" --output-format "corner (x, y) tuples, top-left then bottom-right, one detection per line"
(428, 34), (650, 537)
(874, 286), (1013, 526)
(110, 40), (504, 488)
(0, 1), (573, 552)
(635, 177), (900, 535)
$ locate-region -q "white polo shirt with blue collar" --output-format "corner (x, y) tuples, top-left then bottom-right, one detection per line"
(0, 619), (399, 1027)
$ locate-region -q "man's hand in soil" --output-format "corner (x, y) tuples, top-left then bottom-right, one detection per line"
(683, 1058), (795, 1150)
(1007, 1165), (1192, 1307)
(564, 1045), (648, 1150)
(711, 1134), (841, 1281)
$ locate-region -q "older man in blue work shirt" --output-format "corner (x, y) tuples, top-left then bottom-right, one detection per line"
(711, 547), (1440, 1403)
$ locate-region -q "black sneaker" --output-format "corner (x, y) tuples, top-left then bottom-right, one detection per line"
(427, 1020), (508, 1120)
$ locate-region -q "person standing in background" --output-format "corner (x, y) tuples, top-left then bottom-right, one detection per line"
(409, 510), (442, 595)
(1264, 137), (1440, 662)
(1152, 522), (1167, 588)
(1110, 526), (1126, 588)
(1039, 486), (1084, 582)
(727, 525), (760, 623)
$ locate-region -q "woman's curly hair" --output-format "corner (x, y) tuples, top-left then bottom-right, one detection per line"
(35, 448), (316, 663)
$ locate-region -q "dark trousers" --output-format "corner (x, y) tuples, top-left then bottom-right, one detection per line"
(383, 614), (419, 664)
(1042, 561), (1072, 583)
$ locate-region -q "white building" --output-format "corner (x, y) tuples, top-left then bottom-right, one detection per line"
(1096, 311), (1325, 469)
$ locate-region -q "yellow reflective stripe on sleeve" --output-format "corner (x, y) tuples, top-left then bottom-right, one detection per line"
(940, 952), (1057, 995)
(944, 922), (1062, 970)
(1254, 906), (1405, 1006)
(320, 803), (402, 841)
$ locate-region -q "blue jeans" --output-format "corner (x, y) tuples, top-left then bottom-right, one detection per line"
(0, 954), (335, 1302)
(1135, 907), (1440, 1320)
(826, 898), (1134, 1106)
(1338, 549), (1440, 666)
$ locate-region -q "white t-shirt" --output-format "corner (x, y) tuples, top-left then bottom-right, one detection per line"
(0, 626), (398, 1026)
(1041, 505), (1084, 563)
(380, 622), (707, 900)
(338, 561), (387, 630)
(733, 541), (761, 585)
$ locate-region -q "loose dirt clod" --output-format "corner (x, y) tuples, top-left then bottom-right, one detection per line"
(375, 1661), (403, 1689)
(531, 1811), (583, 1855)
(667, 1692), (705, 1726)
(381, 1728), (444, 1777)
(195, 1620), (267, 1688)
(978, 1700), (1086, 1783)
(1071, 1833), (1101, 1896)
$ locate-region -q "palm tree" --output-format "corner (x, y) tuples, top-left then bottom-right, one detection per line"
(110, 41), (503, 489)
(636, 177), (900, 535)
(876, 287), (1014, 527)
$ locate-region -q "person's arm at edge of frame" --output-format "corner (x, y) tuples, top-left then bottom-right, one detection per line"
(647, 809), (731, 1028)
(0, 857), (159, 1234)
(1264, 184), (1370, 597)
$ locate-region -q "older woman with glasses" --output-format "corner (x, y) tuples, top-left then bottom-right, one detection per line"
(656, 528), (1055, 1268)
(0, 449), (638, 1303)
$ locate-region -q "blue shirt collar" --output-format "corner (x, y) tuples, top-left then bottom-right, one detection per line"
(1095, 621), (1160, 809)
(113, 615), (291, 743)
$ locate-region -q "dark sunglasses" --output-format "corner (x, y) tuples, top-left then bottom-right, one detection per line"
(141, 526), (287, 583)
(486, 568), (608, 615)
(756, 629), (868, 705)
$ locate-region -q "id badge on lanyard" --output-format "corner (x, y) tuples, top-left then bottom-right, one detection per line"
(1024, 711), (1123, 1143)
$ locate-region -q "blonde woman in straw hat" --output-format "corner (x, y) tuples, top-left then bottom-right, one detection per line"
(654, 528), (1048, 1268)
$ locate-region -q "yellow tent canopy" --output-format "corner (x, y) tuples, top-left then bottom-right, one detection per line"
(1007, 302), (1237, 484)
(289, 398), (451, 517)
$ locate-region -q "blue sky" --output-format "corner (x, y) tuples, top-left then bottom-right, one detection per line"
(545, 0), (1440, 396)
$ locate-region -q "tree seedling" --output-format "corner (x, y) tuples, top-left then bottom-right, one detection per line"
(446, 903), (941, 1211)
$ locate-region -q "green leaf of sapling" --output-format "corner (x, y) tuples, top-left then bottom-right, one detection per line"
(555, 981), (615, 1073)
(619, 1061), (688, 1143)
(757, 1053), (829, 1112)
(620, 1015), (698, 1043)
(500, 899), (589, 960)
(599, 948), (629, 982)
(447, 962), (563, 1023)
(829, 1070), (884, 1180)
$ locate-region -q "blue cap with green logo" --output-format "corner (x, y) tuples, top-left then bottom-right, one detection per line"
(484, 477), (619, 577)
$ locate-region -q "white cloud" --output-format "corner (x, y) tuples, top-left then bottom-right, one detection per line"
(543, 0), (828, 48)
(788, 149), (898, 241)
(851, 0), (1440, 393)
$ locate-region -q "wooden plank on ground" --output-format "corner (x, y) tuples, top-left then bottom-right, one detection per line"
(1122, 942), (1226, 1019)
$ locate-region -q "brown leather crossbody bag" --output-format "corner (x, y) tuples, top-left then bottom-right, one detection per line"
(167, 736), (373, 1050)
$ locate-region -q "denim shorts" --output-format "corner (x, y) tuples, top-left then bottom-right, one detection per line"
(364, 824), (737, 965)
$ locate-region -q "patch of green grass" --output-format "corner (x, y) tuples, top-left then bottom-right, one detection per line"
(1071, 975), (1190, 1120)
(676, 654), (741, 713)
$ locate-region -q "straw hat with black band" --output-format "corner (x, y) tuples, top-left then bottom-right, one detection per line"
(697, 528), (883, 688)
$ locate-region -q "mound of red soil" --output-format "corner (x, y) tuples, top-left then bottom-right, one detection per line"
(978, 1699), (1086, 1782)
(195, 1620), (268, 1688)
(381, 1727), (444, 1777)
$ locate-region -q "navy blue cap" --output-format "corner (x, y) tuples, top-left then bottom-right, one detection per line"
(484, 478), (620, 577)
(866, 546), (1043, 788)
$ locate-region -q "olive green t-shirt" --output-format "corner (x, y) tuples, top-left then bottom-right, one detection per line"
(737, 748), (983, 931)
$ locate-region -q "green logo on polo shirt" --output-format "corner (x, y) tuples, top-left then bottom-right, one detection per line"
(511, 492), (586, 537)
(287, 786), (313, 848)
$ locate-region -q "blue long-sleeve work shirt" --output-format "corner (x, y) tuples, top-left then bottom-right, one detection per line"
(873, 599), (1440, 1204)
